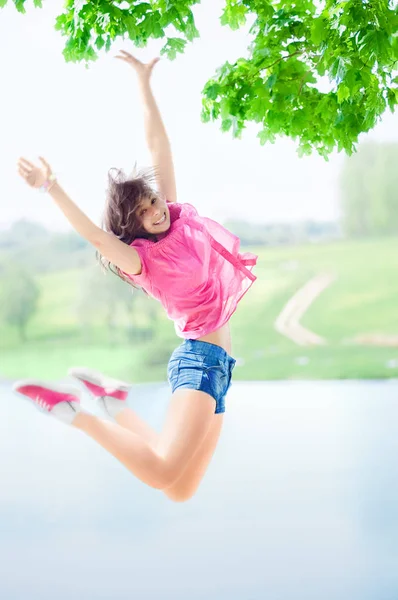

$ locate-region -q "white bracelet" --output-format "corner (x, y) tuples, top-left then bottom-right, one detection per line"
(39, 173), (57, 193)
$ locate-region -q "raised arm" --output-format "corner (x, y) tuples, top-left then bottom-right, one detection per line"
(115, 51), (177, 203)
(16, 158), (142, 276)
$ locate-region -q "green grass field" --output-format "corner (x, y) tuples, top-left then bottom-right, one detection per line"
(1, 237), (397, 381)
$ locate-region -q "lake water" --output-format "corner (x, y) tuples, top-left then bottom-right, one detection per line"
(0, 380), (398, 600)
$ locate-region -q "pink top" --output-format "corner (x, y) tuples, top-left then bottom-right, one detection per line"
(122, 202), (258, 339)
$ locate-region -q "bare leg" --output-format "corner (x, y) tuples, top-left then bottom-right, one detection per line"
(115, 407), (159, 449)
(115, 405), (223, 501)
(72, 389), (216, 490)
(162, 414), (224, 502)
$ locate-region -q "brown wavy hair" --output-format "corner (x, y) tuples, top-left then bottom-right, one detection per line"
(96, 165), (160, 291)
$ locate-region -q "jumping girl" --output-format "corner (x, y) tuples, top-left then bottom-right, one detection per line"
(14, 51), (257, 502)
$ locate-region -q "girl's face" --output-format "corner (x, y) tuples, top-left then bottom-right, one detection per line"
(139, 194), (171, 235)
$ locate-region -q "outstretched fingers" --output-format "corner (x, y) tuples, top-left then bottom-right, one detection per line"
(114, 50), (160, 73)
(17, 159), (33, 180)
(148, 57), (160, 71)
(39, 156), (51, 174)
(18, 157), (35, 171)
(114, 49), (139, 64)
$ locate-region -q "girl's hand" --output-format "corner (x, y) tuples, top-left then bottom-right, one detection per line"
(17, 156), (53, 190)
(115, 50), (160, 83)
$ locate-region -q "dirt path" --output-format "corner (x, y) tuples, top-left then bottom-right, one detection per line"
(274, 273), (336, 347)
(349, 334), (398, 348)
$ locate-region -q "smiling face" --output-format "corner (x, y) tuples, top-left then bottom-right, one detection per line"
(138, 194), (171, 236)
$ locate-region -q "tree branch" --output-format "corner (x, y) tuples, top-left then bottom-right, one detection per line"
(244, 50), (304, 84)
(298, 73), (307, 95)
(260, 50), (303, 71)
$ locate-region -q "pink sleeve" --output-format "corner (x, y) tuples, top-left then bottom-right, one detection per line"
(120, 243), (149, 285)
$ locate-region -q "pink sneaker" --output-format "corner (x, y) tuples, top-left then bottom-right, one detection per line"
(68, 367), (131, 417)
(12, 380), (83, 425)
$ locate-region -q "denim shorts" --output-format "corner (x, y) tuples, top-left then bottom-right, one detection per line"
(167, 339), (236, 414)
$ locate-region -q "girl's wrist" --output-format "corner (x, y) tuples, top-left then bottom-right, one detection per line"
(39, 173), (57, 193)
(47, 179), (59, 194)
(138, 77), (152, 92)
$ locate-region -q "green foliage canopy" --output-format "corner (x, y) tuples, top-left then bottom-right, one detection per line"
(3, 0), (398, 157)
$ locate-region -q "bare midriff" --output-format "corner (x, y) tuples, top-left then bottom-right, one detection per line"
(196, 321), (232, 356)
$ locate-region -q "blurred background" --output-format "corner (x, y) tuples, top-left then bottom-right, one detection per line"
(1, 3), (398, 599)
(1, 0), (397, 383)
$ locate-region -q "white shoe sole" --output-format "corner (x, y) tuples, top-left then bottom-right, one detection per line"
(97, 395), (126, 418)
(67, 367), (132, 392)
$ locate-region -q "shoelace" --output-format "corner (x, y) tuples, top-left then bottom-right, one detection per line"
(34, 395), (51, 410)
(98, 396), (113, 417)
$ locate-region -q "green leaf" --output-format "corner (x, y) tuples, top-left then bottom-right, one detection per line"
(185, 10), (199, 41)
(265, 73), (277, 89)
(337, 84), (350, 103)
(330, 58), (346, 84)
(201, 105), (211, 123)
(220, 2), (247, 31)
(344, 69), (360, 95)
(95, 36), (105, 51)
(267, 110), (285, 133)
(358, 29), (392, 63)
(249, 96), (270, 121)
(14, 0), (26, 13)
(220, 97), (231, 120)
(126, 17), (139, 40)
(311, 17), (327, 45)
(133, 3), (151, 18)
(160, 37), (187, 60)
(152, 20), (164, 39)
(232, 116), (242, 138)
(221, 118), (232, 132)
(257, 128), (275, 145)
(387, 88), (398, 112)
(297, 142), (312, 157)
(205, 83), (221, 100)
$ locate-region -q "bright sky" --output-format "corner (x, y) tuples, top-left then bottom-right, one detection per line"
(1, 0), (397, 232)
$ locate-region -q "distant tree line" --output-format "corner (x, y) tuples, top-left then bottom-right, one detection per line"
(340, 142), (398, 237)
(0, 220), (92, 273)
(224, 219), (341, 247)
(0, 263), (39, 342)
